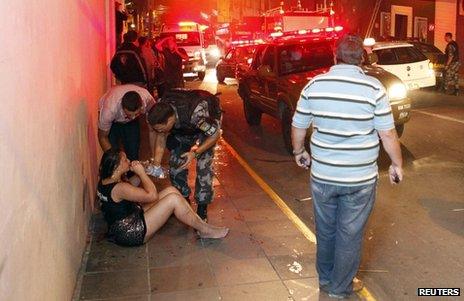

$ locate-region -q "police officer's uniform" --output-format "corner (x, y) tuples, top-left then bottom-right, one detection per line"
(163, 90), (222, 210)
(444, 40), (460, 95)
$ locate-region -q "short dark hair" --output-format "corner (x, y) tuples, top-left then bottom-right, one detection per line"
(99, 148), (122, 179)
(123, 30), (138, 43)
(336, 34), (364, 65)
(121, 91), (142, 111)
(138, 36), (148, 46)
(147, 102), (175, 125)
(445, 32), (453, 38)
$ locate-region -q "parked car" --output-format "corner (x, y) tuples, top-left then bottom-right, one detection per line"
(408, 41), (446, 89)
(238, 34), (411, 153)
(366, 41), (436, 90)
(216, 44), (257, 83)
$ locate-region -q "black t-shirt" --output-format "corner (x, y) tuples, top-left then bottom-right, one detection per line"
(97, 181), (139, 226)
(162, 48), (184, 86)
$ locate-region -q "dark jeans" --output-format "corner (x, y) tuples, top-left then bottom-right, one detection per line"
(311, 178), (377, 295)
(108, 119), (140, 161)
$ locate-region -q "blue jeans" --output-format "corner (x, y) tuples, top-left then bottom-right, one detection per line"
(311, 178), (377, 295)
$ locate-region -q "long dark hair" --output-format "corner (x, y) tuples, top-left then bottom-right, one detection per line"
(99, 149), (121, 179)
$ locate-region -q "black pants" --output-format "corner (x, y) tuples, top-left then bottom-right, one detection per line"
(108, 119), (140, 160)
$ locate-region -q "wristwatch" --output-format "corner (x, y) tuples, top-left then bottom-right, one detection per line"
(193, 151), (201, 159)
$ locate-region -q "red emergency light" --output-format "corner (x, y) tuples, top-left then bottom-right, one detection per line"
(270, 25), (344, 40)
(178, 21), (197, 27)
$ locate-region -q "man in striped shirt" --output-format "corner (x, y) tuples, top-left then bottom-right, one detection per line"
(291, 35), (403, 299)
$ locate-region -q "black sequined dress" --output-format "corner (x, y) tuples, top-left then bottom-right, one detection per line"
(97, 181), (147, 246)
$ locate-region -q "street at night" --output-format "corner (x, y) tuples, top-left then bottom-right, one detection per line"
(3, 1), (464, 301)
(182, 68), (464, 300)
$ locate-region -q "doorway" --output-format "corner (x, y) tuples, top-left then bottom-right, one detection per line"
(395, 14), (408, 39)
(391, 5), (413, 38)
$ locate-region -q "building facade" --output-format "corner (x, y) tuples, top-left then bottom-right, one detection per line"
(1, 1), (114, 300)
(316, 0), (462, 71)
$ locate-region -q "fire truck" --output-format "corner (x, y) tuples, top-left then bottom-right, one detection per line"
(263, 7), (334, 35)
(215, 17), (264, 55)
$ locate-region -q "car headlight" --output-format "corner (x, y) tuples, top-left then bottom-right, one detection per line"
(388, 83), (407, 100)
(210, 48), (221, 58)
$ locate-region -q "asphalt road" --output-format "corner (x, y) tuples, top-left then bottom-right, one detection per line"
(185, 69), (464, 301)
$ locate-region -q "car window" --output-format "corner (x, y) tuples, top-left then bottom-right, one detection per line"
(236, 46), (256, 62)
(261, 46), (276, 71)
(251, 45), (267, 70)
(375, 48), (398, 65)
(393, 47), (427, 63)
(413, 43), (443, 55)
(278, 42), (334, 75)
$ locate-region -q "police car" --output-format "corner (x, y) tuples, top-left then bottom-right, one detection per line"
(364, 39), (436, 90)
(238, 28), (411, 153)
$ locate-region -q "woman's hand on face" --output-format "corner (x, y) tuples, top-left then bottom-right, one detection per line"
(130, 161), (146, 175)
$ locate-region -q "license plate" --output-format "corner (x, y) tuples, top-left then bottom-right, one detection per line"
(397, 104), (411, 110)
(399, 112), (409, 119)
(408, 83), (419, 90)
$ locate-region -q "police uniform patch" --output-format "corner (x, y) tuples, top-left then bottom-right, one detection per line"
(198, 119), (218, 136)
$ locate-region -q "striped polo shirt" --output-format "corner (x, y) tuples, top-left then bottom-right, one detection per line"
(292, 64), (394, 186)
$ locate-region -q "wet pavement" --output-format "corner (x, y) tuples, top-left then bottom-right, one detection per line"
(73, 139), (364, 301)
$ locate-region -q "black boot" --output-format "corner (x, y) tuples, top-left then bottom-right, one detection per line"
(197, 204), (208, 222)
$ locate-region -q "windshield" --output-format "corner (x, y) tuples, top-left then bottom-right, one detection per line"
(159, 32), (200, 47)
(412, 42), (443, 55)
(278, 42), (334, 75)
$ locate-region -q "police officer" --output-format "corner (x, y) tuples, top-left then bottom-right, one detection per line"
(444, 32), (460, 96)
(147, 89), (222, 220)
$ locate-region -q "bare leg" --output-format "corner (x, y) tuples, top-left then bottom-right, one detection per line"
(141, 186), (183, 212)
(143, 192), (228, 242)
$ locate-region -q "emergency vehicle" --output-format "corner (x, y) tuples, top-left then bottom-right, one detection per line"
(215, 19), (263, 55)
(363, 38), (436, 90)
(160, 22), (207, 80)
(238, 27), (411, 153)
(263, 7), (334, 35)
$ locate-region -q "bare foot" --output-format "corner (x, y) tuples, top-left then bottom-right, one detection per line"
(198, 226), (229, 239)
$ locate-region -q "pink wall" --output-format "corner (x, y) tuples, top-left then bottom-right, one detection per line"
(0, 1), (111, 299)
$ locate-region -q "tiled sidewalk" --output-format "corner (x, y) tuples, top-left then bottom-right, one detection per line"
(73, 140), (360, 301)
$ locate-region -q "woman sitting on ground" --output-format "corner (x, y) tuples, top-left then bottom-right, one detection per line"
(97, 148), (229, 247)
